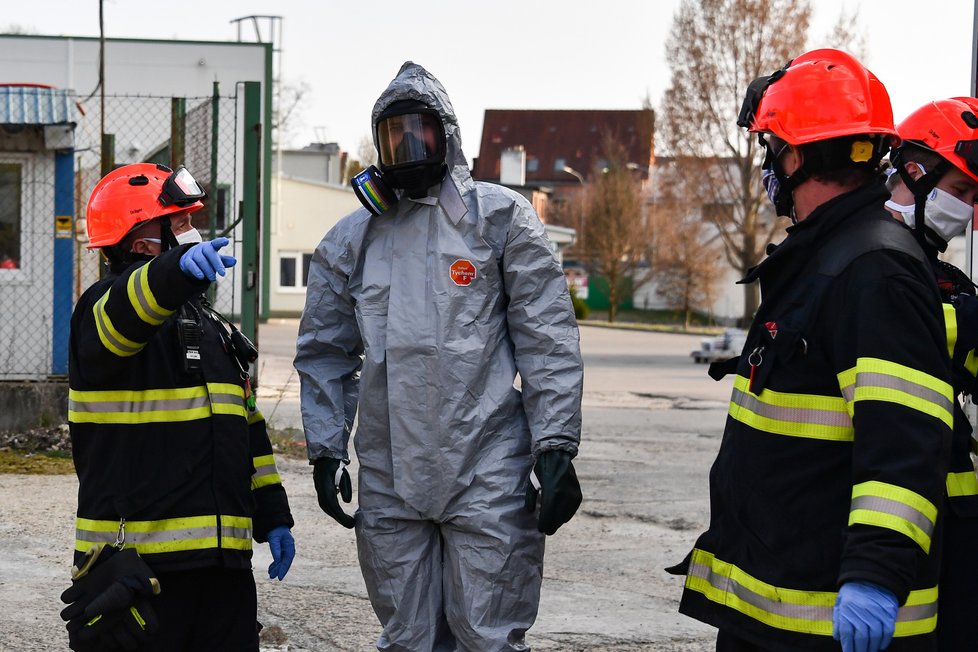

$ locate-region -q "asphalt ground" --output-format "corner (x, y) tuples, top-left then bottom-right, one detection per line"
(0, 322), (731, 651)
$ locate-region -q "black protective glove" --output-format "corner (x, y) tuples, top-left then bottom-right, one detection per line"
(60, 545), (161, 651)
(524, 449), (583, 535)
(313, 457), (356, 528)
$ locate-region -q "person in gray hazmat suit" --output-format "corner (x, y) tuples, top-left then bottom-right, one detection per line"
(293, 61), (585, 651)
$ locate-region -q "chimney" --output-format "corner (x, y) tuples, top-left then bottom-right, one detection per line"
(499, 146), (526, 186)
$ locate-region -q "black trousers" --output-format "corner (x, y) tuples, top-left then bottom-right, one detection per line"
(716, 630), (777, 652)
(142, 567), (259, 652)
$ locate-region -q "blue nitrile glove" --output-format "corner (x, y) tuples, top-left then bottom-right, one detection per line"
(179, 238), (237, 281)
(833, 581), (899, 652)
(266, 526), (295, 581)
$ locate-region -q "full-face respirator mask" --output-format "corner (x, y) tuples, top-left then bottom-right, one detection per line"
(351, 100), (448, 215)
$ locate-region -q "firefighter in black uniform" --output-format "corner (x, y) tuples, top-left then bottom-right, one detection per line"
(884, 97), (978, 651)
(62, 163), (295, 651)
(674, 49), (953, 652)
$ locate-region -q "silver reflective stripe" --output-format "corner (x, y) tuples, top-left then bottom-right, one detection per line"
(94, 299), (142, 356)
(78, 525), (218, 545)
(852, 371), (953, 415)
(69, 395), (210, 414)
(221, 525), (252, 540)
(731, 387), (853, 427)
(75, 529), (117, 545)
(131, 265), (171, 324)
(210, 391), (244, 410)
(899, 602), (938, 622)
(253, 465), (277, 479)
(850, 495), (935, 539)
(688, 558), (833, 622)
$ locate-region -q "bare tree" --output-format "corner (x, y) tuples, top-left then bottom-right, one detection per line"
(821, 5), (868, 59)
(651, 188), (725, 329)
(579, 137), (651, 323)
(660, 0), (811, 324)
(273, 79), (311, 148)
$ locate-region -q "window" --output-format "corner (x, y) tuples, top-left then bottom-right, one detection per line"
(553, 158), (566, 172)
(279, 251), (313, 291)
(0, 163), (22, 270)
(526, 158), (539, 172)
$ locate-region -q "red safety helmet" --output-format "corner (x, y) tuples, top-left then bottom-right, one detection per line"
(86, 163), (205, 248)
(749, 48), (898, 147)
(896, 97), (978, 184)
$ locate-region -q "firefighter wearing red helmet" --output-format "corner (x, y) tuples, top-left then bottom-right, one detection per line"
(885, 97), (978, 652)
(674, 50), (952, 652)
(62, 163), (295, 651)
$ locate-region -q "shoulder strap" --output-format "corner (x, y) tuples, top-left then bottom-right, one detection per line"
(816, 217), (924, 278)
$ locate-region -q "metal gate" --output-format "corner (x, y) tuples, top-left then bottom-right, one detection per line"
(0, 83), (262, 380)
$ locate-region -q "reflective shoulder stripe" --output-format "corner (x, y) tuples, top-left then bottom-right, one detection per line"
(252, 454), (282, 490)
(849, 481), (937, 553)
(837, 358), (953, 430)
(75, 515), (253, 555)
(947, 471), (978, 497)
(93, 291), (145, 357)
(68, 386), (211, 424)
(728, 375), (853, 442)
(685, 548), (937, 637)
(943, 303), (957, 359)
(127, 261), (175, 326)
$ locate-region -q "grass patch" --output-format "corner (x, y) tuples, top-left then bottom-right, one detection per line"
(267, 427), (309, 460)
(0, 449), (75, 475)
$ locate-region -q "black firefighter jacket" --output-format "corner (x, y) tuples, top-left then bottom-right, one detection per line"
(677, 182), (953, 651)
(68, 244), (293, 573)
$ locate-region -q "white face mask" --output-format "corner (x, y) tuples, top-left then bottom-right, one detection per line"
(174, 227), (203, 246)
(885, 188), (974, 243)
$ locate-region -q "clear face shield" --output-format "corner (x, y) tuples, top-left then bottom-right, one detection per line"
(376, 111), (445, 168)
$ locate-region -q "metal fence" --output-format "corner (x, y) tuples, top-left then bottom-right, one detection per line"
(1, 88), (252, 379)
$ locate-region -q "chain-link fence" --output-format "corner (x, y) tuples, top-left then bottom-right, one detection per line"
(1, 89), (250, 379)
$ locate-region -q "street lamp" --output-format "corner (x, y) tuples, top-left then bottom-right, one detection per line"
(562, 165), (585, 184)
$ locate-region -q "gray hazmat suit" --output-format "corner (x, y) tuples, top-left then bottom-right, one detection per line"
(294, 62), (584, 652)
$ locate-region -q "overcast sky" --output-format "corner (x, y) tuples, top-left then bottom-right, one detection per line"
(2, 0), (976, 161)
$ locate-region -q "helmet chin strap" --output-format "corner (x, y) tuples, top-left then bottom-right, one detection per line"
(892, 152), (950, 249)
(159, 215), (178, 252)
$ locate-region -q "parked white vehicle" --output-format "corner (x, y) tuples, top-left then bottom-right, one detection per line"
(690, 328), (747, 364)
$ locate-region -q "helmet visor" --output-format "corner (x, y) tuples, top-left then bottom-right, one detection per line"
(377, 112), (444, 167)
(159, 166), (206, 207)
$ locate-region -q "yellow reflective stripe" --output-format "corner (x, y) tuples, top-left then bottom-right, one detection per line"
(93, 291), (145, 357)
(130, 606), (147, 629)
(943, 304), (957, 359)
(127, 262), (174, 326)
(837, 358), (953, 430)
(849, 481), (937, 553)
(208, 383), (247, 418)
(947, 471), (978, 497)
(966, 350), (978, 378)
(728, 375), (853, 441)
(75, 515), (252, 554)
(252, 454), (282, 490)
(68, 386), (212, 424)
(685, 548), (937, 636)
(247, 409), (265, 425)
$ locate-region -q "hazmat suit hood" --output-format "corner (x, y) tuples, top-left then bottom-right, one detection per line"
(372, 61), (473, 197)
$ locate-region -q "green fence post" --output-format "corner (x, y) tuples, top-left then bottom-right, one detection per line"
(240, 81), (262, 356)
(170, 98), (186, 170)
